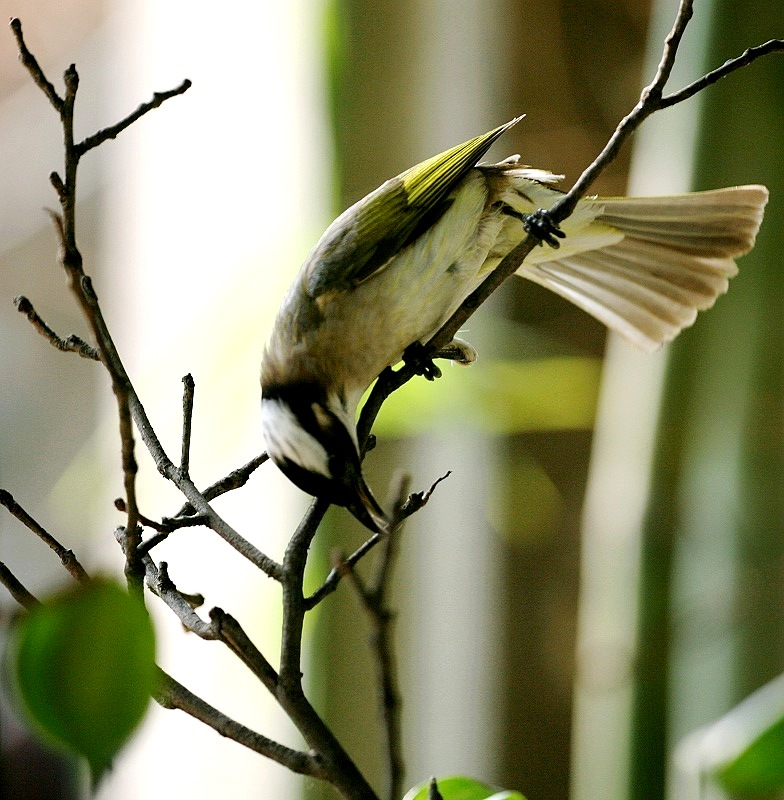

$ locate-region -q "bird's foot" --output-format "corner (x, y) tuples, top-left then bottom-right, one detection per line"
(403, 342), (441, 381)
(434, 337), (477, 366)
(404, 337), (478, 380)
(522, 208), (565, 249)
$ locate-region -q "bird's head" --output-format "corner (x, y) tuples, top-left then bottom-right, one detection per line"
(261, 386), (388, 532)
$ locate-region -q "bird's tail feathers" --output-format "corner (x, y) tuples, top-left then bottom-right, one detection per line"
(510, 184), (769, 351)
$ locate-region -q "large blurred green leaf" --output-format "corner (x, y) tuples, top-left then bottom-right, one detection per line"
(8, 578), (158, 785)
(402, 775), (527, 800)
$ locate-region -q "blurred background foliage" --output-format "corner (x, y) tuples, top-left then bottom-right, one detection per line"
(0, 0), (782, 799)
(316, 1), (784, 799)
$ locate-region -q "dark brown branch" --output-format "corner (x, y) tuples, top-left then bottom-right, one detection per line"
(305, 472), (450, 609)
(119, 388), (278, 573)
(548, 0), (693, 222)
(76, 79), (192, 156)
(140, 554), (280, 694)
(9, 18), (63, 112)
(0, 489), (89, 583)
(141, 557), (215, 635)
(338, 475), (411, 800)
(210, 608), (280, 695)
(660, 38), (784, 109)
(175, 452), (270, 517)
(115, 498), (209, 556)
(306, 531), (382, 611)
(115, 496), (206, 534)
(26, 20), (275, 588)
(156, 669), (320, 777)
(181, 374), (195, 477)
(280, 497), (331, 681)
(0, 562), (41, 609)
(278, 497), (381, 800)
(14, 295), (100, 360)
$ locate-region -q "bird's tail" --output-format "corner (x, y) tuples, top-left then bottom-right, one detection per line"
(494, 173), (769, 350)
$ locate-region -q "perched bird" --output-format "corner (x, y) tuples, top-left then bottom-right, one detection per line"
(261, 117), (768, 532)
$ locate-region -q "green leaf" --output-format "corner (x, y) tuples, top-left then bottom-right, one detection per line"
(712, 673), (784, 795)
(717, 715), (784, 794)
(401, 775), (527, 800)
(8, 578), (158, 785)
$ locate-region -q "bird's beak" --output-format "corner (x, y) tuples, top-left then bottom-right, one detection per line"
(346, 474), (389, 533)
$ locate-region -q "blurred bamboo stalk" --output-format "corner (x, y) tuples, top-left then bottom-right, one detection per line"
(573, 1), (783, 799)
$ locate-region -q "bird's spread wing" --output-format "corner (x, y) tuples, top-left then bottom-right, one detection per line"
(517, 185), (769, 350)
(303, 117), (523, 297)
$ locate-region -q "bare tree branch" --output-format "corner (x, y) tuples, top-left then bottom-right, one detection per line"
(209, 607), (280, 695)
(181, 374), (195, 477)
(305, 472), (451, 609)
(0, 562), (41, 609)
(156, 669), (321, 777)
(76, 80), (192, 156)
(9, 18), (63, 112)
(137, 553), (281, 694)
(338, 474), (411, 800)
(660, 38), (784, 108)
(175, 452), (269, 517)
(10, 23), (278, 575)
(277, 497), (381, 800)
(0, 490), (89, 583)
(13, 295), (100, 360)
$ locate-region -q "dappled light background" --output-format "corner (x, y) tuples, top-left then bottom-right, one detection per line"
(1, 1), (782, 800)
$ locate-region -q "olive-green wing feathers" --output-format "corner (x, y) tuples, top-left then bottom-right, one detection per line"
(304, 117), (523, 296)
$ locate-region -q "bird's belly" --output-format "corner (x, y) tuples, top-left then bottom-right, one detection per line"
(317, 219), (502, 388)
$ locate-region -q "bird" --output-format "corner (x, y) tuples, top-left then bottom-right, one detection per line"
(260, 116), (768, 532)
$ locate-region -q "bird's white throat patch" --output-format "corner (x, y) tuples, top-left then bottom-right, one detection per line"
(261, 398), (331, 479)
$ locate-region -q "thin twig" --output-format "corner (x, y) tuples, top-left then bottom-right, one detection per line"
(338, 475), (411, 800)
(548, 0), (695, 222)
(13, 295), (100, 360)
(336, 548), (403, 800)
(175, 452), (270, 517)
(660, 38), (784, 108)
(0, 562), (41, 609)
(156, 669), (320, 777)
(9, 18), (63, 112)
(139, 553), (280, 694)
(12, 18), (193, 598)
(136, 517), (208, 556)
(141, 556), (215, 636)
(210, 607), (280, 694)
(76, 79), (192, 156)
(181, 374), (195, 477)
(306, 532), (382, 610)
(0, 489), (89, 583)
(115, 496), (207, 534)
(305, 472), (450, 608)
